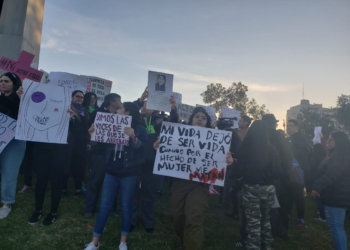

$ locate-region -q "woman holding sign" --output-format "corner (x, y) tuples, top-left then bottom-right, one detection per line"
(153, 107), (233, 250)
(85, 102), (147, 250)
(0, 72), (26, 219)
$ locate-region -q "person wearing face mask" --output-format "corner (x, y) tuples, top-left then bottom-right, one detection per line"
(311, 131), (350, 250)
(0, 72), (26, 219)
(62, 90), (90, 198)
(84, 102), (148, 250)
(84, 93), (122, 219)
(153, 107), (233, 250)
(131, 88), (178, 233)
(83, 92), (99, 115)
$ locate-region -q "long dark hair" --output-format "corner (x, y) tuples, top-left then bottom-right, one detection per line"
(100, 93), (121, 111)
(328, 131), (350, 166)
(188, 107), (212, 128)
(0, 72), (22, 93)
(82, 92), (99, 109)
(123, 102), (145, 129)
(237, 120), (270, 168)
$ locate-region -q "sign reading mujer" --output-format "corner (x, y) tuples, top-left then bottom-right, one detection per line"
(153, 122), (232, 186)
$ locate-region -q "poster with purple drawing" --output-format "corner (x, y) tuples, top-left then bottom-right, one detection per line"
(15, 80), (72, 144)
(0, 113), (17, 153)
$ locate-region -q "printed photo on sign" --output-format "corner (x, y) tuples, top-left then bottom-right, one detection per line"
(0, 113), (17, 153)
(84, 76), (113, 106)
(173, 92), (182, 104)
(146, 71), (173, 112)
(15, 80), (72, 144)
(49, 72), (88, 93)
(91, 112), (132, 145)
(221, 106), (241, 129)
(153, 122), (232, 186)
(196, 104), (217, 126)
(176, 103), (195, 123)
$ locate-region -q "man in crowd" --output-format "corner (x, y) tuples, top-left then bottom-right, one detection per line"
(237, 115), (252, 141)
(287, 119), (311, 227)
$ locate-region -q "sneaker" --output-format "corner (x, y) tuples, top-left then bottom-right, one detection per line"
(295, 219), (307, 228)
(84, 242), (100, 250)
(28, 210), (42, 225)
(82, 182), (87, 192)
(18, 185), (33, 194)
(119, 242), (127, 250)
(84, 212), (94, 219)
(74, 191), (85, 198)
(41, 212), (56, 226)
(0, 205), (11, 219)
(62, 190), (69, 197)
(235, 239), (246, 247)
(314, 216), (327, 222)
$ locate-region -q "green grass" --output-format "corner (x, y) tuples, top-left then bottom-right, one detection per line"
(1, 178), (349, 250)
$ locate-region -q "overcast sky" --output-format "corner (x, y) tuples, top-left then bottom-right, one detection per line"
(39, 0), (350, 128)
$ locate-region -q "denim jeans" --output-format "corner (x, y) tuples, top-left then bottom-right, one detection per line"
(0, 139), (26, 204)
(325, 206), (347, 250)
(93, 174), (138, 237)
(85, 155), (118, 214)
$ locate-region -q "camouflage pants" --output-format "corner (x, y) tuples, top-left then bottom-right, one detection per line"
(242, 184), (275, 250)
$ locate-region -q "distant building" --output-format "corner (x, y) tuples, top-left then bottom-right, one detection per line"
(287, 99), (335, 121)
(0, 0), (45, 74)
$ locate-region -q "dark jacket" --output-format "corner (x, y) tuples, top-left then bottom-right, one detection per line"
(0, 92), (20, 120)
(134, 98), (179, 162)
(236, 144), (281, 185)
(105, 124), (148, 177)
(312, 153), (350, 208)
(69, 111), (89, 154)
(268, 128), (294, 186)
(289, 132), (312, 190)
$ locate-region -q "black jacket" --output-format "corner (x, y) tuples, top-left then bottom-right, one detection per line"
(312, 153), (350, 208)
(268, 128), (293, 186)
(236, 144), (281, 185)
(0, 92), (20, 120)
(289, 132), (312, 172)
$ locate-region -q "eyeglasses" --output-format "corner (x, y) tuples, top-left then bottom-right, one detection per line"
(0, 80), (10, 83)
(74, 96), (84, 99)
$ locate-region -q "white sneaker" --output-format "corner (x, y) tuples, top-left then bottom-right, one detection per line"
(0, 205), (11, 219)
(84, 242), (99, 250)
(119, 242), (127, 250)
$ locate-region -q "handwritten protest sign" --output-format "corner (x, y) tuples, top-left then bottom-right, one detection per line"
(176, 103), (195, 122)
(49, 72), (88, 92)
(196, 104), (217, 126)
(91, 112), (132, 145)
(15, 80), (72, 144)
(221, 106), (241, 128)
(0, 113), (17, 153)
(173, 92), (182, 104)
(84, 76), (113, 106)
(153, 122), (232, 186)
(147, 71), (173, 112)
(0, 51), (43, 81)
(313, 126), (322, 145)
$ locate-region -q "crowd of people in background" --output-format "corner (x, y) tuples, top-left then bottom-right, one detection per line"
(0, 71), (350, 250)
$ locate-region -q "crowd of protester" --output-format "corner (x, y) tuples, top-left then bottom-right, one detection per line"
(0, 71), (350, 250)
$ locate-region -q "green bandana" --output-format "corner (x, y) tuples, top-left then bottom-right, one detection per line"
(88, 106), (95, 114)
(145, 117), (155, 134)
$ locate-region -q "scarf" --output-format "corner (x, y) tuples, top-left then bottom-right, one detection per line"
(72, 102), (85, 116)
